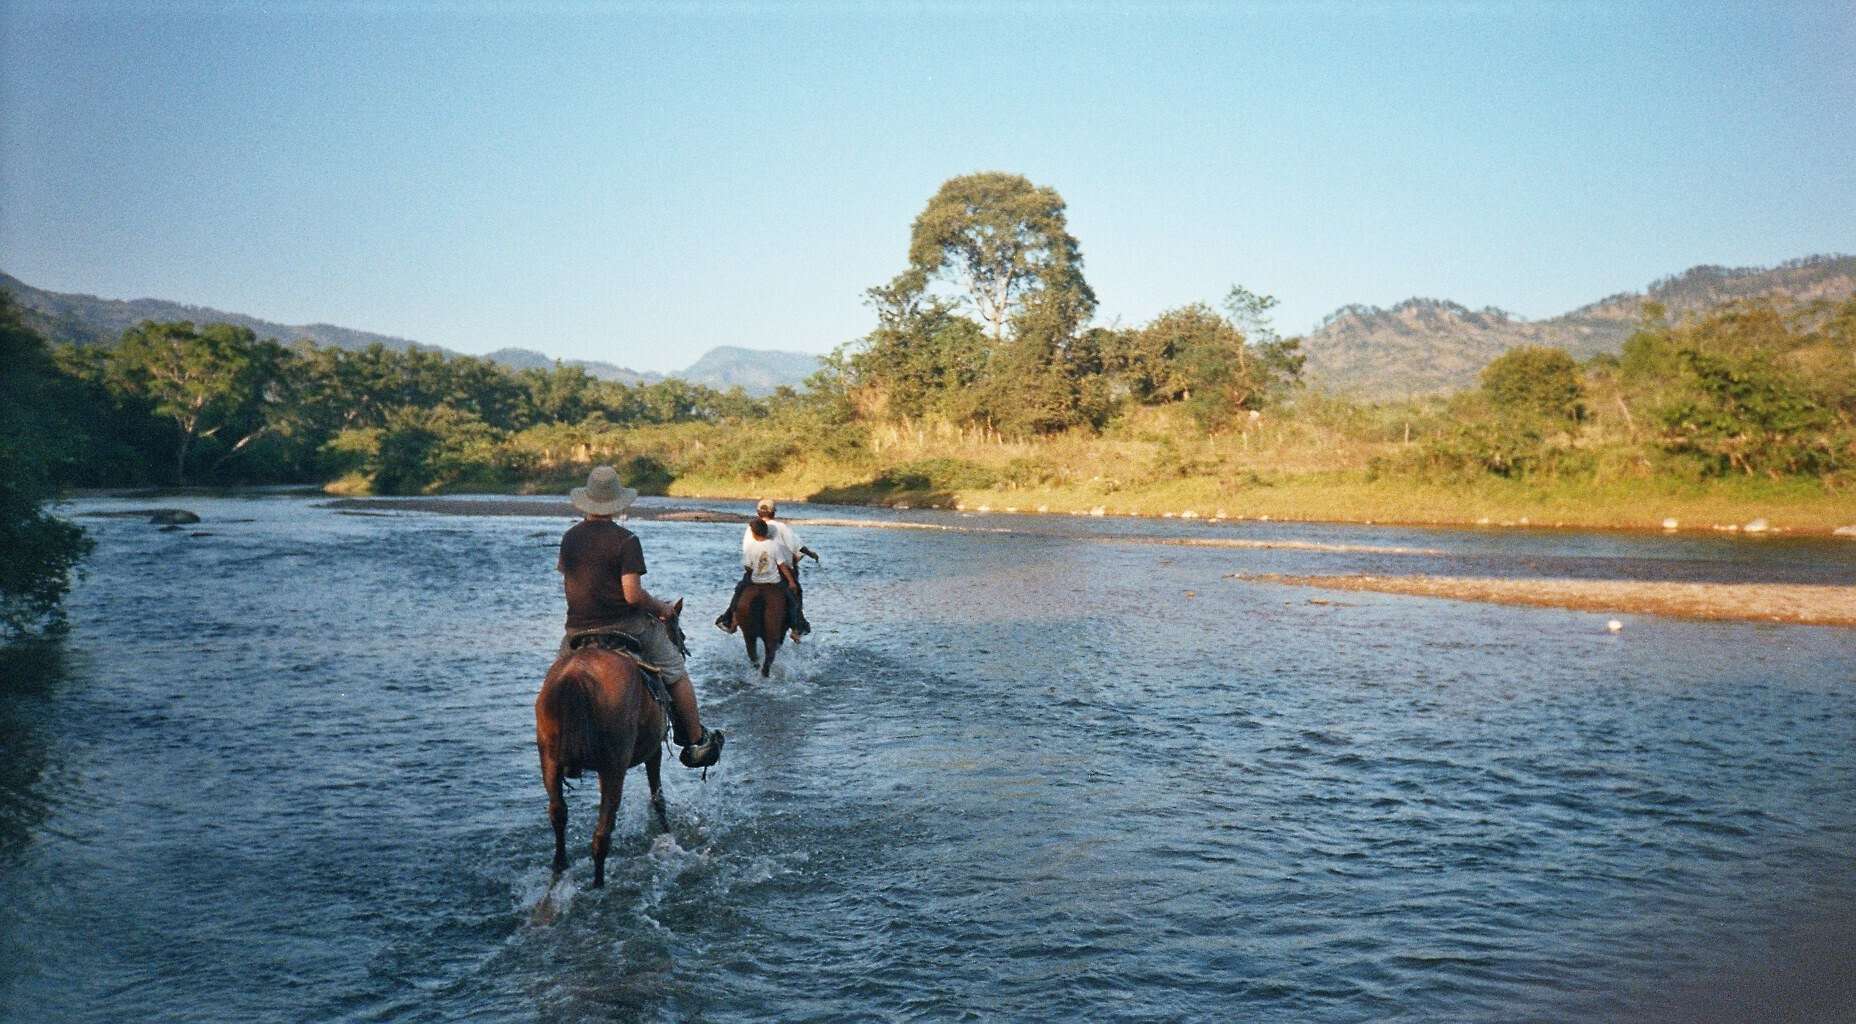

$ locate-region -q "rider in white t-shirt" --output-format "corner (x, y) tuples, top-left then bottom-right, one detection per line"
(742, 522), (792, 583)
(716, 498), (818, 638)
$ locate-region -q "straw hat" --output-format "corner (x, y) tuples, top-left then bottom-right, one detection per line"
(571, 465), (638, 516)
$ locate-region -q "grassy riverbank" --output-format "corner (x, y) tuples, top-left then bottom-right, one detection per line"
(664, 471), (1851, 534)
(312, 407), (1854, 536)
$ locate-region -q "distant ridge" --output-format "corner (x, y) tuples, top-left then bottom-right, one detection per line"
(12, 257), (1843, 403)
(679, 345), (823, 394)
(479, 347), (660, 387)
(0, 271), (822, 396)
(1300, 255), (1856, 397)
(0, 271), (440, 355)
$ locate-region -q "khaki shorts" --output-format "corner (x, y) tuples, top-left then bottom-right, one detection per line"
(558, 611), (688, 681)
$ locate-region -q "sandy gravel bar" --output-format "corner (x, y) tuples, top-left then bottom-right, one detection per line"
(1126, 537), (1443, 556)
(1238, 573), (1856, 627)
(318, 497), (745, 522)
(780, 519), (1435, 552)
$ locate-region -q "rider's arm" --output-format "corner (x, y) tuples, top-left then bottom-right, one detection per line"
(779, 522), (817, 564)
(621, 572), (676, 620)
(777, 562), (798, 588)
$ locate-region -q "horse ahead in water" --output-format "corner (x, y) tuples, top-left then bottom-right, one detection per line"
(533, 600), (682, 887)
(733, 583), (788, 677)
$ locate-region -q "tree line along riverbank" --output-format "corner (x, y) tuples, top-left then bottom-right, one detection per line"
(6, 172), (1855, 634)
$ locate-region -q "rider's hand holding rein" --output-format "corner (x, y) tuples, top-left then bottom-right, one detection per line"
(620, 572), (678, 622)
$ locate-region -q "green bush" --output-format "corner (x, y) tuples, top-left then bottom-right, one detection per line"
(617, 455), (674, 494)
(1657, 349), (1844, 479)
(1419, 413), (1549, 479)
(875, 458), (997, 492)
(1481, 346), (1584, 422)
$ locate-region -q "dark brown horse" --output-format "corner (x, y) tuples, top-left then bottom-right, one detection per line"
(534, 601), (682, 887)
(733, 582), (789, 677)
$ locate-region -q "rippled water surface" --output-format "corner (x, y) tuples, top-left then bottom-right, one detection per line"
(3, 495), (1853, 1023)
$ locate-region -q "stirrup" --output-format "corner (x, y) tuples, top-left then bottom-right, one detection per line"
(680, 728), (724, 768)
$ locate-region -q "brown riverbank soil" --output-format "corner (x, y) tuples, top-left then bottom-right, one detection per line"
(1238, 573), (1856, 627)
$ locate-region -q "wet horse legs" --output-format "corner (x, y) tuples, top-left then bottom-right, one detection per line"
(544, 760), (568, 874)
(645, 746), (670, 833)
(591, 769), (625, 888)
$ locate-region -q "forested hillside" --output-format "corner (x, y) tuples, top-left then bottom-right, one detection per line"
(1301, 255), (1856, 396)
(0, 271), (433, 354)
(0, 272), (818, 395)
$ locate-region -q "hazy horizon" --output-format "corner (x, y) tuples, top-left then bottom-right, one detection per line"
(4, 1), (1852, 372)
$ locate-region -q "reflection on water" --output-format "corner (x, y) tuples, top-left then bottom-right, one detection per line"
(0, 643), (70, 865)
(1, 495), (1853, 1023)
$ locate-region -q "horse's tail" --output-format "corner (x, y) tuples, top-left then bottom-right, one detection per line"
(538, 661), (602, 770)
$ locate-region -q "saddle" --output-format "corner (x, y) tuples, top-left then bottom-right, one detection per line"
(561, 626), (674, 721)
(566, 627), (647, 657)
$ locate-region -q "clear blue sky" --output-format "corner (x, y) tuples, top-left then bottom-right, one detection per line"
(3, 1), (1851, 372)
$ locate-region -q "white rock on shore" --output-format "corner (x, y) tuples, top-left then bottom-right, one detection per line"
(1744, 518), (1769, 534)
(1836, 525), (1856, 537)
(1662, 518), (1679, 531)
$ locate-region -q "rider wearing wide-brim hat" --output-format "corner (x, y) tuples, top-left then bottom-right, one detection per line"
(556, 465), (722, 768)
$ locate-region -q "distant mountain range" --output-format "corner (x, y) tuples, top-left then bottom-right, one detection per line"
(9, 256), (1850, 402)
(1298, 255), (1856, 397)
(0, 271), (823, 396)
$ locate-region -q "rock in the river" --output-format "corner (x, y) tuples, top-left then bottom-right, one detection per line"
(148, 509), (201, 525)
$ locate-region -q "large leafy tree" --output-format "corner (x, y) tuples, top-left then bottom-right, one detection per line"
(891, 172), (1095, 342)
(854, 173), (1103, 434)
(110, 321), (293, 483)
(0, 292), (93, 637)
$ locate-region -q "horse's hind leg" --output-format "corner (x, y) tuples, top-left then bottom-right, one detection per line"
(542, 758), (568, 874)
(760, 599), (782, 677)
(645, 747), (670, 833)
(591, 769), (624, 888)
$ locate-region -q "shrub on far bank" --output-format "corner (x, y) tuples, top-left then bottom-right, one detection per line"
(1481, 346), (1584, 422)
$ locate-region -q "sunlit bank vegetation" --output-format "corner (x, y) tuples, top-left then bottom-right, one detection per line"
(8, 174), (1856, 549)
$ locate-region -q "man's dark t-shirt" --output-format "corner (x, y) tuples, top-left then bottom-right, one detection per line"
(559, 519), (648, 630)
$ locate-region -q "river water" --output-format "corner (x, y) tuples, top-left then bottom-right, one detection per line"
(2, 494), (1853, 1023)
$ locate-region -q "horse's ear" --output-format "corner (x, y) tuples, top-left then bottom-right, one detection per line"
(671, 597), (684, 615)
